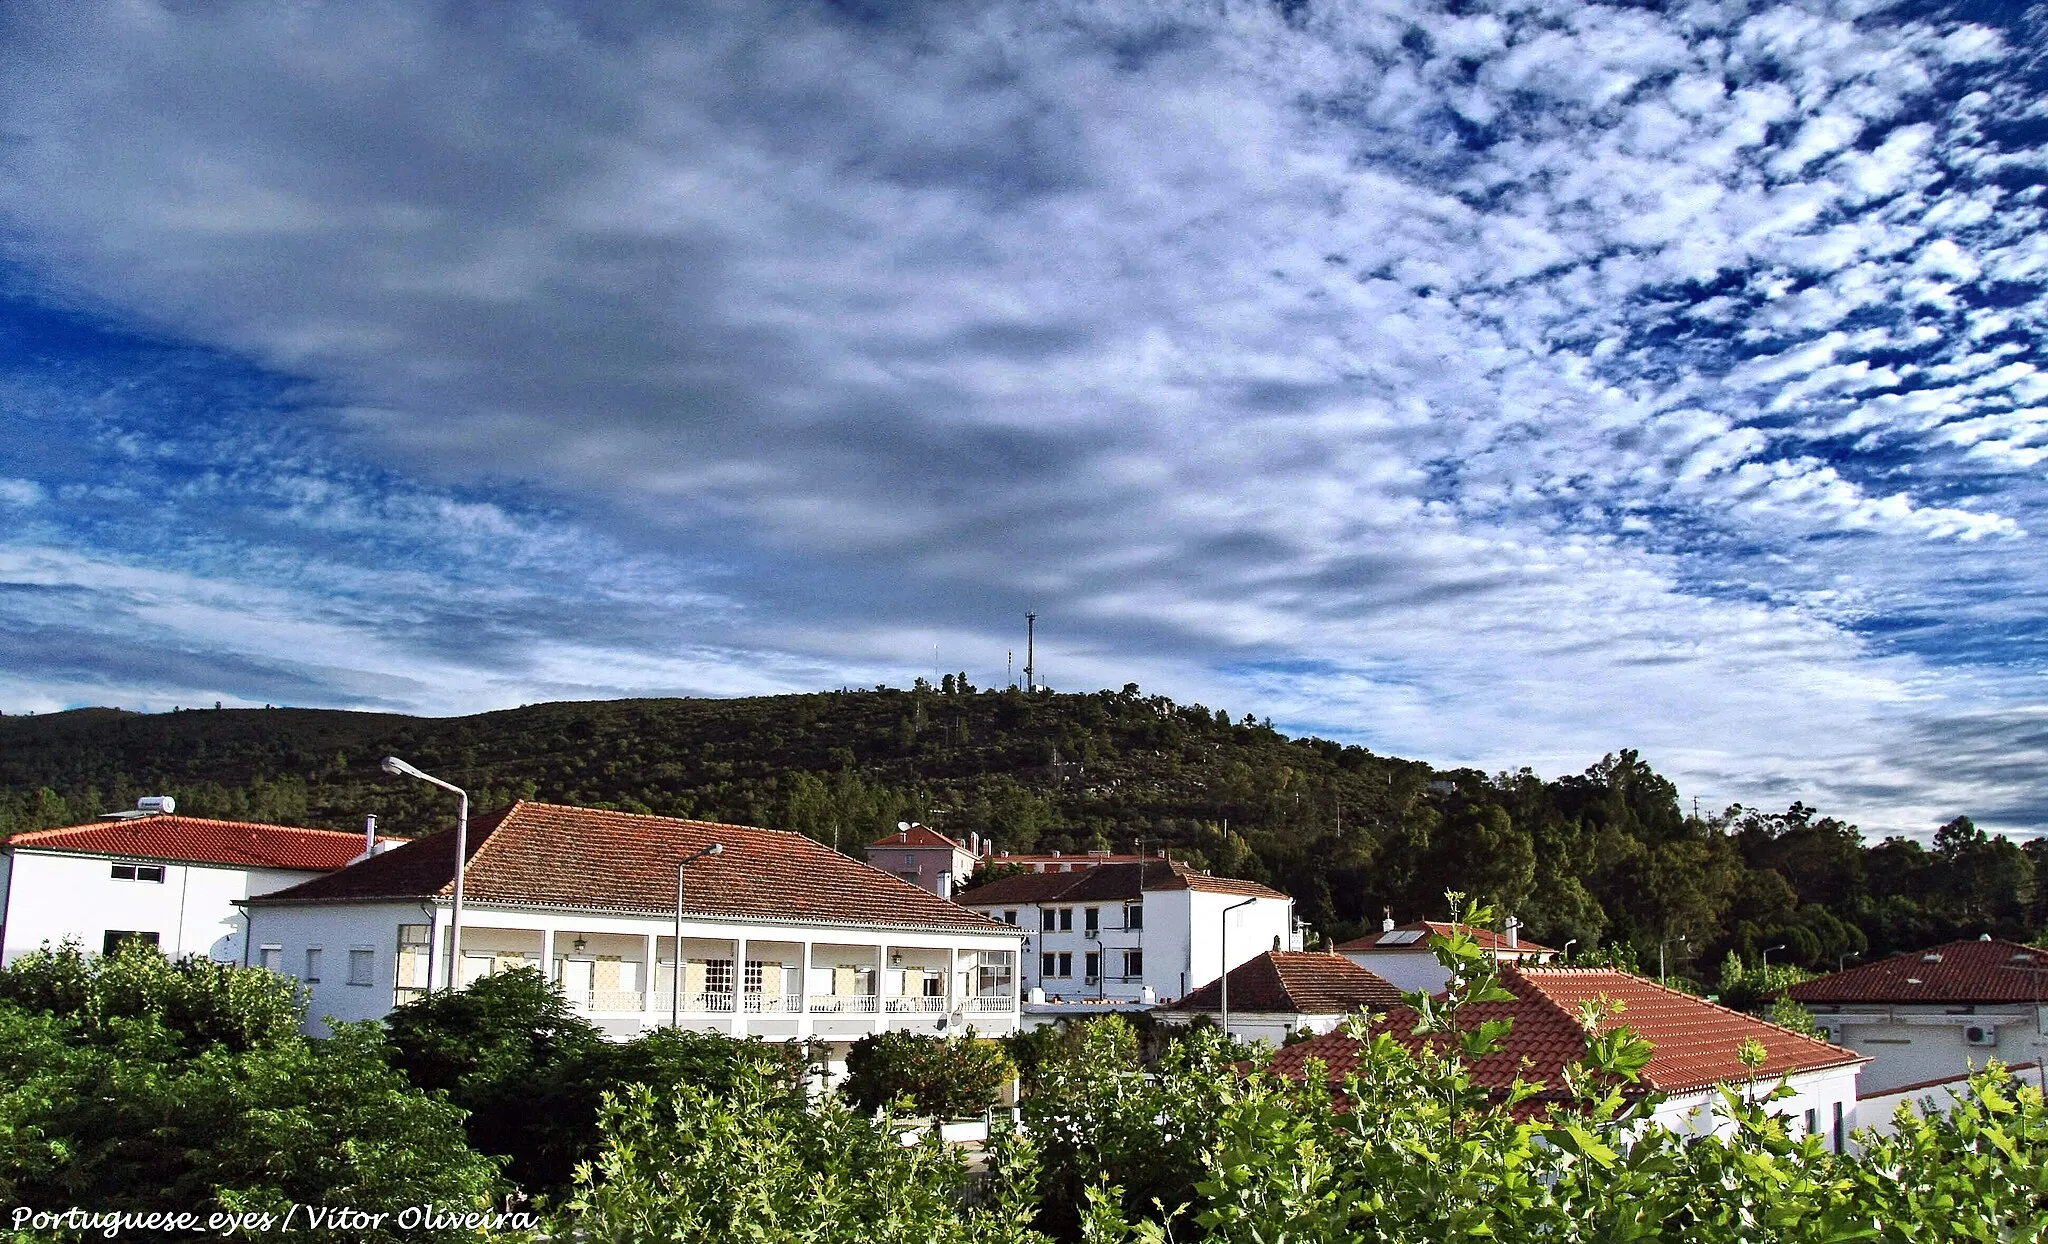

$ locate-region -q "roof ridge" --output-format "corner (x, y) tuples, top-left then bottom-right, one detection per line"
(512, 800), (816, 840)
(10, 815), (371, 841)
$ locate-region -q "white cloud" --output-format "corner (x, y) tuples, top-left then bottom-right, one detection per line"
(0, 0), (2045, 836)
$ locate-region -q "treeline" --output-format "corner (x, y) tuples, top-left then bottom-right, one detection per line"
(2, 686), (2039, 978)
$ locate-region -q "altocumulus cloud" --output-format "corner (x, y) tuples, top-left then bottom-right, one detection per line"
(1, 0), (2046, 838)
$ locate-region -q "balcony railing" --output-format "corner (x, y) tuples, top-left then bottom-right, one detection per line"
(808, 994), (879, 1014)
(962, 994), (1015, 1013)
(580, 989), (647, 1012)
(744, 992), (807, 1014)
(886, 995), (948, 1013)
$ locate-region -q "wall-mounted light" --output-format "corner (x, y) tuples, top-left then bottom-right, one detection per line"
(890, 952), (903, 966)
(572, 937), (587, 954)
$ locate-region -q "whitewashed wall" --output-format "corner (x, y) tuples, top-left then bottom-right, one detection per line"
(0, 849), (322, 966)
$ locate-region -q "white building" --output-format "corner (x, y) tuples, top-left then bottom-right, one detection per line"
(1157, 949), (1405, 1045)
(1, 803), (380, 965)
(864, 824), (986, 898)
(1275, 966), (1868, 1150)
(1334, 915), (1556, 994)
(244, 801), (1026, 1060)
(956, 856), (1297, 1007)
(1788, 937), (2048, 1096)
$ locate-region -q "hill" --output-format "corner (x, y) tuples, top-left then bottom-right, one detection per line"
(1, 683), (2040, 973)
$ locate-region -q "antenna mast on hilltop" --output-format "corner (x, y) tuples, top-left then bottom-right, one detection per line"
(1024, 613), (1036, 692)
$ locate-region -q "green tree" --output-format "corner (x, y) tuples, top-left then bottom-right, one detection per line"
(841, 1030), (1017, 1119)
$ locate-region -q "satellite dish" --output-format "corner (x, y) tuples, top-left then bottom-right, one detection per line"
(898, 821), (912, 831)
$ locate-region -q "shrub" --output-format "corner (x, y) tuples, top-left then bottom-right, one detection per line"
(842, 1029), (1016, 1119)
(0, 939), (301, 1053)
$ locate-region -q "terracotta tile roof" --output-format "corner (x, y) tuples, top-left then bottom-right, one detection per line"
(868, 824), (964, 850)
(1788, 939), (2048, 1006)
(1334, 920), (1554, 956)
(6, 816), (382, 871)
(958, 858), (1289, 907)
(247, 801), (1014, 935)
(1269, 966), (1862, 1098)
(1168, 951), (1406, 1015)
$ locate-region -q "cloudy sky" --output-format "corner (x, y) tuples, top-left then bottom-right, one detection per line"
(2, 0), (2045, 838)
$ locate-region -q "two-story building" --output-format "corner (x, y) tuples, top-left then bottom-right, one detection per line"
(865, 824), (987, 898)
(244, 801), (1026, 1065)
(955, 856), (1296, 1007)
(1159, 949), (1406, 1044)
(1788, 937), (2048, 1097)
(1, 800), (383, 965)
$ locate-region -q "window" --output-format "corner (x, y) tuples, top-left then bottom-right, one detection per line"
(348, 948), (375, 986)
(1040, 952), (1073, 978)
(257, 944), (282, 972)
(303, 947), (323, 982)
(1041, 909), (1057, 931)
(1040, 952), (1056, 977)
(1056, 952), (1072, 978)
(745, 960), (765, 993)
(1004, 910), (1019, 925)
(1058, 908), (1073, 932)
(1804, 1108), (1817, 1137)
(1125, 904), (1143, 930)
(1832, 1101), (1844, 1154)
(704, 959), (735, 994)
(395, 925), (432, 1003)
(922, 972), (944, 997)
(1123, 949), (1144, 979)
(1084, 907), (1100, 937)
(1085, 951), (1100, 982)
(110, 863), (165, 883)
(103, 930), (161, 956)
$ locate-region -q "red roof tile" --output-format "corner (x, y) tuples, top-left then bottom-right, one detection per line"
(249, 801), (1013, 935)
(959, 858), (1289, 906)
(6, 816), (382, 871)
(1334, 920), (1554, 956)
(1269, 966), (1862, 1097)
(1169, 951), (1406, 1015)
(1788, 939), (2048, 1006)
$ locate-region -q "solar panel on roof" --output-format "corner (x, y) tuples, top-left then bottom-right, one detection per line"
(1379, 930), (1427, 945)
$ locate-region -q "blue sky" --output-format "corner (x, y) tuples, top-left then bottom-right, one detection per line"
(3, 0), (2047, 838)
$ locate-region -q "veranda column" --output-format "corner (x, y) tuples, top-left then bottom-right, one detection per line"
(642, 931), (659, 1024)
(798, 938), (815, 1039)
(539, 928), (555, 984)
(733, 935), (749, 1037)
(875, 942), (889, 1035)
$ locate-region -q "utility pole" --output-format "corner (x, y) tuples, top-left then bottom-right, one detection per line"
(1024, 613), (1036, 692)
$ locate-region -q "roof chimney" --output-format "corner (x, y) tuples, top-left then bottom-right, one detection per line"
(969, 831), (981, 856)
(1505, 916), (1521, 950)
(1382, 908), (1395, 933)
(364, 814), (377, 856)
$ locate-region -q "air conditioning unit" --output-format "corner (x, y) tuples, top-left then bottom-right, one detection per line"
(1964, 1023), (1997, 1047)
(1815, 1022), (1840, 1044)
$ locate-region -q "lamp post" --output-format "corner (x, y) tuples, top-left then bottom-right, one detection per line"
(1219, 898), (1257, 1039)
(381, 757), (466, 991)
(673, 843), (724, 1027)
(1762, 944), (1787, 971)
(1562, 938), (1578, 964)
(1659, 934), (1688, 985)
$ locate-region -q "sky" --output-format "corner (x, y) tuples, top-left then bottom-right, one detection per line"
(2, 0), (2046, 840)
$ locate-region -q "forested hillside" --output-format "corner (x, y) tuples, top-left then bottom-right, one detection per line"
(2, 683), (2039, 978)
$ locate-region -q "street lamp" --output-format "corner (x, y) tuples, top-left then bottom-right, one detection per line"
(1562, 938), (1578, 964)
(673, 843), (724, 1027)
(381, 756), (466, 991)
(1659, 934), (1688, 985)
(1762, 944), (1787, 970)
(1219, 897), (1258, 1039)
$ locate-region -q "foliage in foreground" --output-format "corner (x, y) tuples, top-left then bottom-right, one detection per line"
(552, 1045), (1046, 1244)
(841, 1028), (1017, 1119)
(0, 943), (506, 1243)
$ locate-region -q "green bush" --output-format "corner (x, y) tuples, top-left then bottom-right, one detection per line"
(552, 1045), (1044, 1244)
(0, 949), (507, 1242)
(842, 1030), (1016, 1119)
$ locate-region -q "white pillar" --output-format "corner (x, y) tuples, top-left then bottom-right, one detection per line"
(876, 942), (889, 1033)
(799, 939), (814, 1037)
(948, 946), (959, 1020)
(643, 931), (658, 1019)
(540, 927), (555, 984)
(733, 936), (749, 1036)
